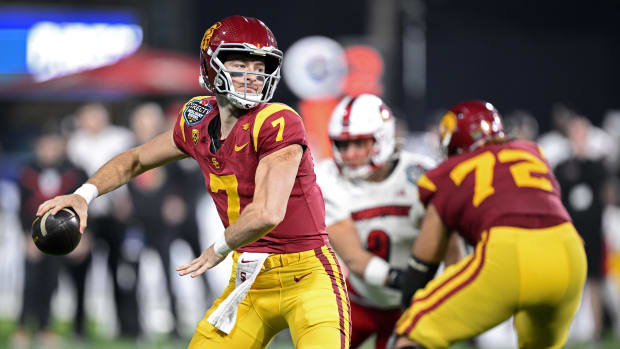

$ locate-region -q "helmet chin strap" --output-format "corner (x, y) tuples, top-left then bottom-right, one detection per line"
(217, 72), (263, 110)
(226, 93), (260, 109)
(340, 163), (379, 180)
(332, 143), (383, 180)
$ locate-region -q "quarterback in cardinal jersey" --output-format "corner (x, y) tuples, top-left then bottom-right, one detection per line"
(173, 96), (327, 253)
(37, 15), (350, 349)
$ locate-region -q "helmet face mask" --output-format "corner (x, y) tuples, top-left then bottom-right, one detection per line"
(328, 94), (396, 180)
(439, 100), (505, 156)
(199, 17), (283, 109)
(331, 136), (377, 179)
(210, 45), (281, 109)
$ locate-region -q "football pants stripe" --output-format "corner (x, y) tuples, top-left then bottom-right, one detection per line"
(325, 245), (352, 346)
(314, 245), (351, 349)
(396, 231), (490, 336)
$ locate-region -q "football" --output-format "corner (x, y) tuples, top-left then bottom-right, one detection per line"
(32, 207), (81, 256)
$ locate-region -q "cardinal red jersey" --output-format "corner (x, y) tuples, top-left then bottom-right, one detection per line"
(173, 96), (328, 253)
(417, 139), (571, 246)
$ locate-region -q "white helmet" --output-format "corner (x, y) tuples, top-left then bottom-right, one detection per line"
(328, 94), (396, 179)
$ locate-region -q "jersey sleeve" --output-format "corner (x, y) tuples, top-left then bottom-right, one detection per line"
(252, 104), (307, 159)
(416, 169), (439, 208)
(314, 161), (350, 226)
(172, 108), (193, 157)
(416, 166), (457, 232)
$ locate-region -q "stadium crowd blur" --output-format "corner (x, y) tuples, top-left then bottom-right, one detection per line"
(0, 101), (213, 347)
(1, 1), (620, 348)
(2, 101), (620, 349)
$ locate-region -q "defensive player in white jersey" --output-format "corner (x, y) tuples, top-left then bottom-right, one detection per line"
(315, 94), (462, 349)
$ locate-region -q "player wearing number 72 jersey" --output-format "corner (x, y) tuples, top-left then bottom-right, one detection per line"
(392, 101), (586, 349)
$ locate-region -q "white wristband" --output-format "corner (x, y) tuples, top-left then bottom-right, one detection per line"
(213, 234), (232, 258)
(74, 183), (99, 205)
(363, 256), (391, 286)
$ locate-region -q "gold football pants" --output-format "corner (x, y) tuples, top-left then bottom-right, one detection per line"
(396, 222), (587, 349)
(189, 245), (351, 349)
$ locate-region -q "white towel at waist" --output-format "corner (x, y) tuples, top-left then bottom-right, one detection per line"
(207, 252), (269, 334)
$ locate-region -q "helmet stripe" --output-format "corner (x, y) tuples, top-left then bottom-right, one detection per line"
(341, 96), (358, 135)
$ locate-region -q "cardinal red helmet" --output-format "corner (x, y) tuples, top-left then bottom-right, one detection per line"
(439, 100), (505, 156)
(199, 16), (282, 109)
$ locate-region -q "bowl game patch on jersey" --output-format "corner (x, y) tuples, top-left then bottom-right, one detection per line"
(183, 97), (213, 126)
(406, 164), (426, 184)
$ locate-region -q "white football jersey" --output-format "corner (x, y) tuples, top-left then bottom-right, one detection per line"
(315, 151), (435, 309)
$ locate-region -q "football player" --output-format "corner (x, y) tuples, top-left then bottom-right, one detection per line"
(37, 16), (350, 349)
(391, 101), (587, 349)
(315, 94), (462, 349)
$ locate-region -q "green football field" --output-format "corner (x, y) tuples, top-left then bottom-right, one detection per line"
(1, 336), (619, 348)
(1, 319), (619, 349)
(1, 336), (620, 349)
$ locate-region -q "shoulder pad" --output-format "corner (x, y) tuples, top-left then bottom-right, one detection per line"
(252, 103), (301, 152)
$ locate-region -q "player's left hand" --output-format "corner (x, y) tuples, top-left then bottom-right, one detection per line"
(176, 244), (225, 278)
(386, 267), (406, 289)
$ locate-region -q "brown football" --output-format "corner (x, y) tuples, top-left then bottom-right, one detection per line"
(32, 208), (81, 256)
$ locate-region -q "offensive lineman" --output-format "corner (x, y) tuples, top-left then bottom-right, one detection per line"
(316, 94), (461, 349)
(392, 101), (586, 349)
(37, 16), (350, 349)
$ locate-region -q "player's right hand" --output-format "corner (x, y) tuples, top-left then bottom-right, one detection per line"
(36, 194), (89, 234)
(176, 244), (225, 278)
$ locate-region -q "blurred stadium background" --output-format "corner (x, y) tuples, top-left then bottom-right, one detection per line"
(1, 0), (620, 348)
